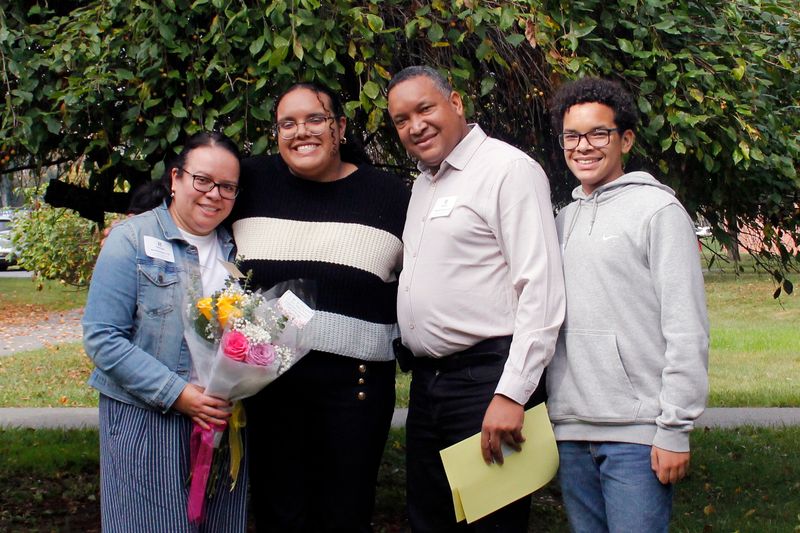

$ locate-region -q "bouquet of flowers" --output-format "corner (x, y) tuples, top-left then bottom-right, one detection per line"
(183, 278), (315, 523)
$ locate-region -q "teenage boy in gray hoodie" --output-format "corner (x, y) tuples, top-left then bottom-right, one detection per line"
(546, 77), (709, 533)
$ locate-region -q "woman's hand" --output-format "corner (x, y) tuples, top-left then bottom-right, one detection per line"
(173, 383), (232, 430)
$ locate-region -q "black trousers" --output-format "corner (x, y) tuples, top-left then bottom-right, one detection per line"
(406, 339), (546, 533)
(245, 350), (396, 533)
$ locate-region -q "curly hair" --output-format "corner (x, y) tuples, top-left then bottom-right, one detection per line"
(549, 78), (639, 135)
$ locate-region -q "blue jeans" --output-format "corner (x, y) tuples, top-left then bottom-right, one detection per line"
(557, 441), (673, 533)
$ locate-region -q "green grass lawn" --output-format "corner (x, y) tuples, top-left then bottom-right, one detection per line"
(2, 255), (799, 531)
(2, 426), (799, 532)
(0, 344), (95, 408)
(1, 258), (798, 409)
(704, 267), (800, 407)
(0, 277), (87, 312)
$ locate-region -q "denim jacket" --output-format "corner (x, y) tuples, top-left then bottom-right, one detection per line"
(82, 203), (235, 413)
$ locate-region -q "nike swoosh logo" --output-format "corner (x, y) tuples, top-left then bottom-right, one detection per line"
(602, 234), (619, 241)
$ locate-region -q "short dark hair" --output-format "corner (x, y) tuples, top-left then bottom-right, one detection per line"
(274, 82), (370, 165)
(387, 66), (452, 97)
(549, 78), (639, 135)
(162, 131), (241, 204)
(127, 181), (169, 214)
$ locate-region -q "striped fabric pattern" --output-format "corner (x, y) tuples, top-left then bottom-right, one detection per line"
(233, 217), (402, 282)
(98, 395), (248, 532)
(230, 155), (410, 361)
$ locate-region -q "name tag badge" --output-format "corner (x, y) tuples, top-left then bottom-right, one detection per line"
(143, 236), (175, 263)
(429, 196), (458, 219)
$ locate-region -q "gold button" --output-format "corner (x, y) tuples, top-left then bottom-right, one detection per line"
(357, 392), (366, 400)
(358, 364), (367, 373)
(358, 378), (365, 385)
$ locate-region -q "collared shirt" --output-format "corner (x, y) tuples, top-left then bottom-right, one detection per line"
(397, 125), (565, 404)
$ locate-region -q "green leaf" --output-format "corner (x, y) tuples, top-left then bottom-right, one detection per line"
(366, 14), (384, 33)
(363, 81), (380, 100)
(251, 134), (270, 155)
(480, 77), (496, 97)
(171, 100), (188, 118)
(293, 39), (304, 60)
(323, 48), (336, 66)
(571, 23), (596, 39)
(428, 22), (444, 43)
(224, 120), (244, 137)
(249, 36), (266, 56)
(688, 88), (704, 103)
(505, 34), (525, 47)
(366, 107), (382, 132)
(637, 96), (651, 114)
(618, 38), (634, 54)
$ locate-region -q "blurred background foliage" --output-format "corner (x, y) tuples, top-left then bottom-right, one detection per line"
(0, 0), (798, 287)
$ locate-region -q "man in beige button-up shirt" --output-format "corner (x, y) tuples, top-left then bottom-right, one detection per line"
(388, 66), (565, 532)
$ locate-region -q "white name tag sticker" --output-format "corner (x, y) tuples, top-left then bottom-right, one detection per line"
(429, 196), (458, 218)
(276, 290), (315, 329)
(143, 236), (175, 263)
(219, 259), (246, 279)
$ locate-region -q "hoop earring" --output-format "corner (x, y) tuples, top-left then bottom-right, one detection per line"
(340, 136), (347, 145)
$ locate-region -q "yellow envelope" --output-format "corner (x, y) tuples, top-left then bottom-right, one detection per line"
(439, 403), (559, 523)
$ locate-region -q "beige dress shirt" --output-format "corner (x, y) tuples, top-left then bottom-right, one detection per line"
(397, 125), (565, 404)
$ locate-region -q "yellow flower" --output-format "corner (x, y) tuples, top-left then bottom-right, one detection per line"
(196, 298), (213, 320)
(217, 300), (242, 329)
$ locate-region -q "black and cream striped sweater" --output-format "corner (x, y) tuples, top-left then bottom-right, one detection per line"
(230, 154), (410, 361)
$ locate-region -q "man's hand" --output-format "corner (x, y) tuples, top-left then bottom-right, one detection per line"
(480, 394), (525, 465)
(651, 446), (690, 484)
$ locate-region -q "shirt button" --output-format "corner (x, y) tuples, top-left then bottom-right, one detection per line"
(358, 364), (367, 373)
(409, 323), (415, 330)
(358, 378), (365, 385)
(404, 286), (409, 292)
(357, 392), (367, 401)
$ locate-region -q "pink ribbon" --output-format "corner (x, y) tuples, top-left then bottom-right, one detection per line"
(187, 422), (227, 524)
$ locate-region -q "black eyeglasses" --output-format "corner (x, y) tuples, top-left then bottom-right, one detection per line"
(179, 168), (240, 200)
(558, 128), (621, 150)
(275, 115), (335, 140)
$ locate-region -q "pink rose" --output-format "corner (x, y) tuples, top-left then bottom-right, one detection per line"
(246, 343), (276, 367)
(222, 330), (249, 361)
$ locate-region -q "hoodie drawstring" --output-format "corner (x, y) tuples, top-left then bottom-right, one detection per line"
(563, 198), (583, 250)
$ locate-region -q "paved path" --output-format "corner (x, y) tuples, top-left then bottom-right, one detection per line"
(2, 407), (800, 430)
(0, 308), (84, 356)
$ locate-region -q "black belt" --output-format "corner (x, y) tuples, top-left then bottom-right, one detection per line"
(413, 336), (512, 373)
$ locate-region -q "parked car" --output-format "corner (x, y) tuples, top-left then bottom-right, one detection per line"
(0, 213), (14, 269)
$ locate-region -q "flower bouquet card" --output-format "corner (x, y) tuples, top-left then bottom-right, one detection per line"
(439, 403), (559, 524)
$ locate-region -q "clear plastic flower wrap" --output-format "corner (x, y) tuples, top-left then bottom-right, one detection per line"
(182, 277), (316, 523)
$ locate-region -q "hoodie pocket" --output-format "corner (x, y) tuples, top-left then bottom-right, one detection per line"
(548, 329), (641, 422)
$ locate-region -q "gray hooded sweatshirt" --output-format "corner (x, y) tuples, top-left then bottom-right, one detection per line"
(547, 171), (709, 452)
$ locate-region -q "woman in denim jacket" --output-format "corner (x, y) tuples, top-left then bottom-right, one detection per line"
(82, 132), (246, 532)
